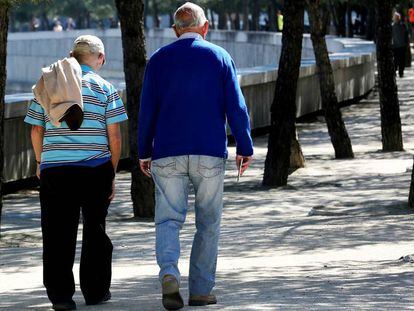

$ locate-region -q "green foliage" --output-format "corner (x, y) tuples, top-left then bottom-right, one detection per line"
(9, 0), (414, 31)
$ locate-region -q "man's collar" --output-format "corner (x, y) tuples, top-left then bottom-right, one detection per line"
(80, 64), (94, 72)
(177, 32), (203, 41)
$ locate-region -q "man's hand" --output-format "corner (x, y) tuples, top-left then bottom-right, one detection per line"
(236, 155), (253, 176)
(109, 179), (115, 201)
(140, 160), (152, 178)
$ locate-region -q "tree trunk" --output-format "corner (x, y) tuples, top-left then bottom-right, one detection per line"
(346, 1), (353, 38)
(360, 6), (368, 37)
(290, 133), (305, 170)
(115, 0), (155, 219)
(406, 43), (412, 67)
(375, 1), (404, 151)
(321, 3), (331, 36)
(210, 9), (216, 30)
(41, 10), (49, 30)
(327, 0), (340, 36)
(308, 0), (354, 159)
(252, 0), (260, 30)
(85, 11), (91, 29)
(268, 1), (277, 32)
(329, 1), (346, 37)
(144, 0), (149, 29)
(409, 159), (414, 208)
(337, 3), (346, 37)
(228, 12), (235, 30)
(168, 12), (173, 28)
(218, 9), (227, 29)
(366, 6), (376, 40)
(263, 0), (305, 187)
(153, 0), (160, 28)
(235, 12), (241, 30)
(242, 0), (249, 31)
(0, 2), (9, 234)
(9, 7), (14, 32)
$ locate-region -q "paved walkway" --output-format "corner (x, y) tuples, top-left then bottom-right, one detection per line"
(2, 68), (414, 310)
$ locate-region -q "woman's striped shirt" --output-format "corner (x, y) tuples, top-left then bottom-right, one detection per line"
(24, 64), (128, 169)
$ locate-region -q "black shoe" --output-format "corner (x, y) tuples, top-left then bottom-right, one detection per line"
(188, 294), (217, 306)
(52, 300), (76, 310)
(85, 291), (111, 305)
(162, 275), (184, 310)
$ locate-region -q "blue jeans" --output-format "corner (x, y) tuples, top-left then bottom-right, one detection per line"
(151, 155), (225, 295)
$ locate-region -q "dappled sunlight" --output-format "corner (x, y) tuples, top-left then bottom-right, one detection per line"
(2, 64), (414, 310)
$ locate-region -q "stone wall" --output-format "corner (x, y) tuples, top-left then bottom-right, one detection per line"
(4, 45), (376, 182)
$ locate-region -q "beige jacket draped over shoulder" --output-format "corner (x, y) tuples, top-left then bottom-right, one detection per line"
(32, 57), (83, 127)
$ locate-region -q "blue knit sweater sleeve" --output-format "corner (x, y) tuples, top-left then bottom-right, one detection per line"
(223, 57), (254, 156)
(138, 59), (158, 159)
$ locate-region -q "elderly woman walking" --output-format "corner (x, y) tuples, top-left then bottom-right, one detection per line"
(24, 35), (128, 310)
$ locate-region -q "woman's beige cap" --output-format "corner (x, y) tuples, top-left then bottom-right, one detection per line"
(72, 35), (105, 55)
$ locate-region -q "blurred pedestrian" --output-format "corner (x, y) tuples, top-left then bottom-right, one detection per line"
(30, 15), (40, 31)
(408, 4), (414, 40)
(392, 12), (409, 78)
(66, 17), (76, 31)
(277, 10), (283, 32)
(53, 20), (63, 32)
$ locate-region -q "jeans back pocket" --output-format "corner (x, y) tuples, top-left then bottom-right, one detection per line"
(152, 157), (177, 178)
(197, 156), (224, 178)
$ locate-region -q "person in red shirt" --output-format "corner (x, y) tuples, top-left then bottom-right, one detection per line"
(408, 4), (414, 40)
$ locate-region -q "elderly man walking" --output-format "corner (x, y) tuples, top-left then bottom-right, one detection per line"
(138, 2), (254, 310)
(25, 35), (128, 310)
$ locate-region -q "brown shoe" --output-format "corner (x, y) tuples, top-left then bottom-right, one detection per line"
(188, 294), (217, 306)
(162, 275), (184, 310)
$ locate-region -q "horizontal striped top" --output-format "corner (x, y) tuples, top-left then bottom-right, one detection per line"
(24, 64), (128, 168)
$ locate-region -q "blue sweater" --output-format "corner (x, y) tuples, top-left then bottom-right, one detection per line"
(138, 37), (253, 160)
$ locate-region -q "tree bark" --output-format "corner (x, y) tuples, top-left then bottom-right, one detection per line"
(0, 2), (9, 234)
(375, 1), (404, 151)
(409, 159), (414, 208)
(308, 0), (354, 159)
(268, 1), (277, 32)
(263, 0), (305, 187)
(115, 0), (155, 219)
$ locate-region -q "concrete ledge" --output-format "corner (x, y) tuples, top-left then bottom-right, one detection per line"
(7, 29), (374, 87)
(4, 55), (375, 182)
(4, 30), (376, 182)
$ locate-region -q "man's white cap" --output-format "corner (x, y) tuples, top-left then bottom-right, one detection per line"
(72, 35), (105, 55)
